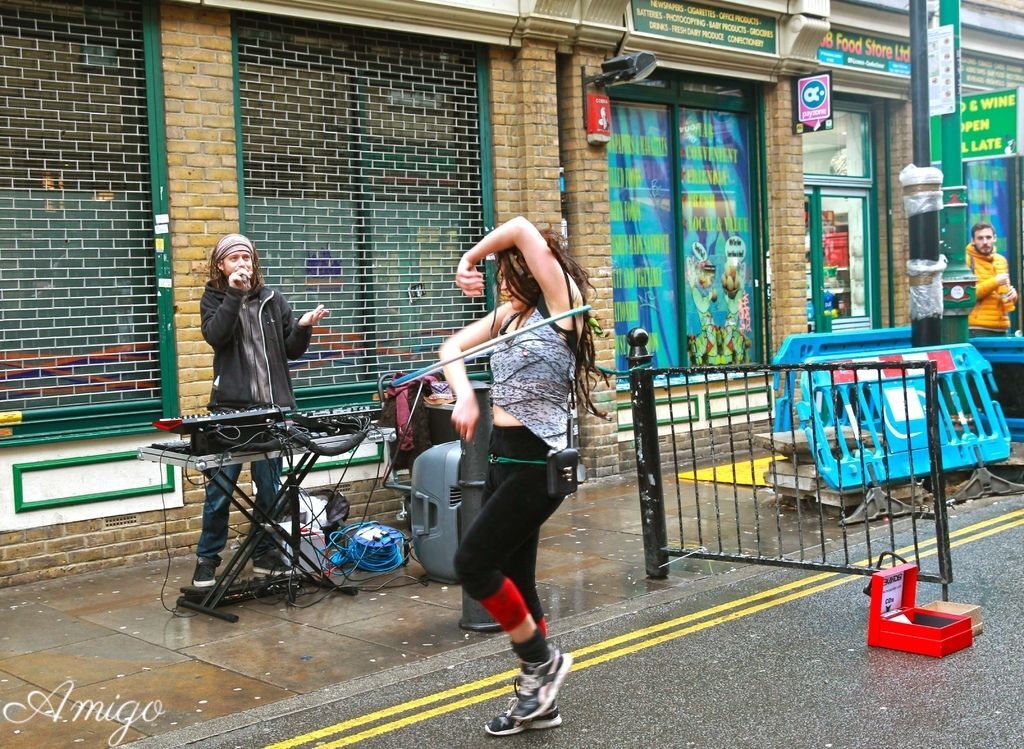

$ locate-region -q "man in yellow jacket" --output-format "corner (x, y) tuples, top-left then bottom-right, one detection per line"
(967, 221), (1017, 337)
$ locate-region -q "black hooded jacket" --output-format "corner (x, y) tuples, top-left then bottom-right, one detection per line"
(200, 283), (312, 410)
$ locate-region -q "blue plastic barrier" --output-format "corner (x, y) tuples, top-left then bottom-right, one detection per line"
(969, 337), (1024, 442)
(773, 327), (912, 430)
(773, 327), (913, 366)
(795, 344), (1011, 492)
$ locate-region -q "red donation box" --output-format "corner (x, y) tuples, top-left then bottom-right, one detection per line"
(866, 562), (973, 658)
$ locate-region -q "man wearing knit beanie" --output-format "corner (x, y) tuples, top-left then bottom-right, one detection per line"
(192, 233), (330, 588)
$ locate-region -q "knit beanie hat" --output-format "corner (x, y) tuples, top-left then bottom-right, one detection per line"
(213, 233), (256, 264)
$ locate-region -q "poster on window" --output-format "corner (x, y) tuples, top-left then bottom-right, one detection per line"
(966, 158), (1017, 288)
(679, 110), (754, 365)
(608, 104), (679, 370)
(966, 159), (1012, 251)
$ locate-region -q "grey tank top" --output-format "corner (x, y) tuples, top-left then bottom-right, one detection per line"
(490, 304), (576, 450)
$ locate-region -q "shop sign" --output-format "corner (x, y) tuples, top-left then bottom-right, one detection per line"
(817, 30), (910, 76)
(930, 88), (1021, 161)
(927, 25), (956, 117)
(631, 0), (776, 55)
(586, 91), (612, 144)
(960, 90), (1018, 158)
(793, 72), (833, 134)
(963, 54), (1024, 91)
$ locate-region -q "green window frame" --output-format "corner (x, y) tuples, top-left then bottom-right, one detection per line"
(0, 0), (176, 445)
(802, 102), (881, 332)
(608, 73), (766, 369)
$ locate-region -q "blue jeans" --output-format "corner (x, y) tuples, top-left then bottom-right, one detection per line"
(196, 458), (282, 564)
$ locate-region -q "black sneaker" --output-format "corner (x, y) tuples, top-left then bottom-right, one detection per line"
(252, 552), (289, 576)
(192, 559), (218, 588)
(508, 649), (572, 722)
(485, 687), (562, 736)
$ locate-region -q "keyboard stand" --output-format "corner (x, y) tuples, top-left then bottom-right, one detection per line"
(140, 426), (381, 622)
(176, 447), (356, 622)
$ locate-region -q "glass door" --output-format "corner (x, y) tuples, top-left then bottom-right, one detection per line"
(805, 189), (872, 332)
(804, 193), (819, 331)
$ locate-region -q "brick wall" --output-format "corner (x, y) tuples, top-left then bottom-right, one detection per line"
(557, 48), (621, 476)
(159, 5), (245, 560)
(162, 5), (236, 413)
(763, 79), (807, 354)
(489, 47), (522, 221)
(0, 506), (195, 586)
(874, 104), (894, 327)
(490, 40), (562, 226)
(489, 41), (626, 476)
(886, 99), (912, 327)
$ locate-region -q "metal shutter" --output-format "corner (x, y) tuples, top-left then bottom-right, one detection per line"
(0, 0), (158, 413)
(235, 14), (486, 393)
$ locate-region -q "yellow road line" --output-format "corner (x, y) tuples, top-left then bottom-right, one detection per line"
(268, 507), (1024, 749)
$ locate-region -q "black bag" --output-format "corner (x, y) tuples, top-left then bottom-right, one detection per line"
(320, 490), (351, 539)
(544, 269), (585, 499)
(546, 405), (580, 497)
(546, 446), (579, 497)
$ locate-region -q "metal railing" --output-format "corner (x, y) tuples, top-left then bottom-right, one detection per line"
(625, 330), (954, 590)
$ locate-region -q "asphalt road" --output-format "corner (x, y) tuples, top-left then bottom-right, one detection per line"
(131, 496), (1024, 749)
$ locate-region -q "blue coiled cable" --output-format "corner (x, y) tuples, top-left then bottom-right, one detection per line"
(326, 521), (406, 574)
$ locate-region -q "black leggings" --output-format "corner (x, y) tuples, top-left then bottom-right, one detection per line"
(454, 426), (566, 623)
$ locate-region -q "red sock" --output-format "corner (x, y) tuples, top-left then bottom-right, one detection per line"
(479, 578), (530, 633)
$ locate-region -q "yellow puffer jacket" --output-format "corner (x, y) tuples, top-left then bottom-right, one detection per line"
(966, 242), (1012, 330)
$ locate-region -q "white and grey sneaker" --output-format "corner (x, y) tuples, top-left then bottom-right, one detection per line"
(485, 690), (562, 736)
(508, 648), (572, 722)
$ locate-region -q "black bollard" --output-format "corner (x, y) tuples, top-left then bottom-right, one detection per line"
(458, 381), (501, 631)
(907, 0), (942, 347)
(627, 327), (669, 578)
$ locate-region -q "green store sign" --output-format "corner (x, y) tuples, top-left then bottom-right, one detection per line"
(963, 54), (1024, 91)
(930, 88), (1021, 161)
(631, 0), (777, 55)
(816, 29), (911, 75)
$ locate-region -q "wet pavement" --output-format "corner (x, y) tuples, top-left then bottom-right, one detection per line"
(0, 475), (688, 748)
(0, 474), (1018, 749)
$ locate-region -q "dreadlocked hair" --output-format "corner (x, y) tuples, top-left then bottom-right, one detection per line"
(207, 247), (266, 293)
(495, 227), (609, 419)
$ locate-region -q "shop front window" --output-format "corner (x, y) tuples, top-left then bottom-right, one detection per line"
(802, 106), (876, 332)
(235, 15), (485, 392)
(679, 109), (754, 365)
(805, 193), (870, 331)
(966, 158), (1018, 295)
(802, 110), (870, 177)
(608, 104), (679, 368)
(0, 0), (164, 433)
(608, 100), (758, 369)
